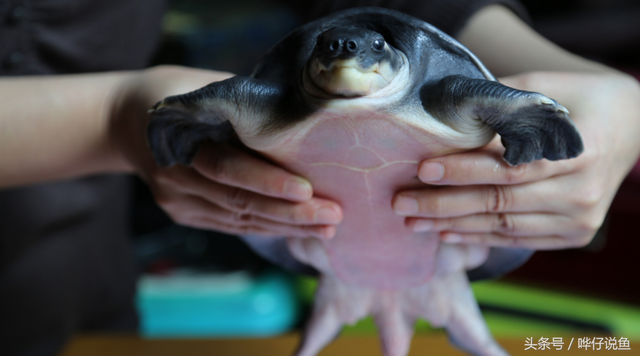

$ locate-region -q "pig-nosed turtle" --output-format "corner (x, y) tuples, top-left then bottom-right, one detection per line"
(147, 7), (583, 356)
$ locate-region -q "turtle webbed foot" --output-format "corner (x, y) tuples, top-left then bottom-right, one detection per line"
(496, 92), (583, 166)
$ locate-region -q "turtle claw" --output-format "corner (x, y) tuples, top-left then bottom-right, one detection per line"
(537, 94), (570, 114)
(539, 96), (554, 105)
(556, 104), (570, 114)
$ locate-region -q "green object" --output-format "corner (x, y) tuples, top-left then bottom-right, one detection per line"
(473, 280), (640, 339)
(297, 277), (640, 339)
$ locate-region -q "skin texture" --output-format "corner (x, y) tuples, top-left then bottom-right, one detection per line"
(0, 67), (342, 239)
(394, 5), (640, 249)
(112, 68), (344, 239)
(0, 73), (131, 187)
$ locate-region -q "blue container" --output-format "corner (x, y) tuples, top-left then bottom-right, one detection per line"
(136, 269), (300, 337)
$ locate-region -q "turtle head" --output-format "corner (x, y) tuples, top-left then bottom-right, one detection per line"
(305, 26), (404, 97)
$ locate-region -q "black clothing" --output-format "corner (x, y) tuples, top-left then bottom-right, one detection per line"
(1, 0), (167, 75)
(0, 177), (136, 356)
(283, 0), (529, 38)
(0, 1), (167, 355)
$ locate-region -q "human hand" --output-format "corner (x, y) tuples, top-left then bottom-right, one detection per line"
(110, 66), (342, 239)
(393, 72), (640, 249)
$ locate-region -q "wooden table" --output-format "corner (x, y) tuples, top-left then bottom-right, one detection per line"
(59, 334), (634, 355)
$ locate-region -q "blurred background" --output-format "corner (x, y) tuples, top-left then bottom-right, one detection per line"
(129, 0), (640, 342)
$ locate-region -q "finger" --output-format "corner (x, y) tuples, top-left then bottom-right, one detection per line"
(183, 217), (318, 239)
(438, 232), (591, 250)
(416, 138), (580, 186)
(167, 168), (343, 226)
(393, 177), (581, 218)
(406, 213), (585, 237)
(170, 194), (337, 239)
(392, 163), (612, 218)
(186, 216), (337, 240)
(193, 142), (314, 202)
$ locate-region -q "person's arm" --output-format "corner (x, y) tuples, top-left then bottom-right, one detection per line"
(0, 66), (342, 239)
(393, 5), (640, 249)
(457, 5), (611, 75)
(0, 72), (133, 187)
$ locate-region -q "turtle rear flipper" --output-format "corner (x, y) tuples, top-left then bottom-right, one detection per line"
(422, 75), (584, 166)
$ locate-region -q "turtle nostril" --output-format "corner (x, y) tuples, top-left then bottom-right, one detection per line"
(346, 40), (358, 52)
(329, 40), (342, 54)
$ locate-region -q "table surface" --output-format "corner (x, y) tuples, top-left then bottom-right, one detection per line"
(59, 334), (634, 356)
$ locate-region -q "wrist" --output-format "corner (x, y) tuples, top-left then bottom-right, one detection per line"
(106, 70), (158, 178)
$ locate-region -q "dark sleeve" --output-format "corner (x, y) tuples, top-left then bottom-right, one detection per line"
(282, 0), (530, 38)
(0, 0), (168, 76)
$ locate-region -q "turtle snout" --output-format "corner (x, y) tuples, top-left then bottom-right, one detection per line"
(305, 26), (404, 97)
(326, 38), (359, 58)
(320, 36), (360, 59)
(315, 27), (374, 60)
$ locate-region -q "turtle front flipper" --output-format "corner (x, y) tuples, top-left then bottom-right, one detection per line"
(421, 75), (584, 166)
(147, 76), (295, 166)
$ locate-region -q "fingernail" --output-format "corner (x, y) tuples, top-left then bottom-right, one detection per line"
(442, 233), (463, 243)
(320, 226), (337, 240)
(315, 208), (340, 224)
(285, 177), (312, 200)
(394, 196), (418, 215)
(418, 162), (444, 182)
(413, 219), (434, 232)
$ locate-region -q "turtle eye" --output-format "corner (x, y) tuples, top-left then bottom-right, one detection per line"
(371, 39), (385, 52)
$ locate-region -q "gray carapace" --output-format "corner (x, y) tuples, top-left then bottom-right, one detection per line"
(149, 7), (583, 168)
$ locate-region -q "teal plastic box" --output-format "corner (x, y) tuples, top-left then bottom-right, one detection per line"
(136, 269), (299, 337)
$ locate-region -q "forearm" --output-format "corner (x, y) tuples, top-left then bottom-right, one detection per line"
(0, 72), (135, 188)
(458, 5), (613, 76)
